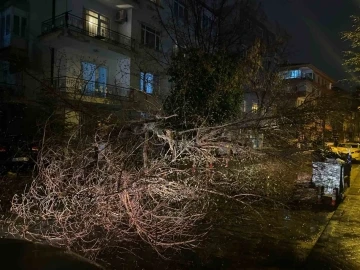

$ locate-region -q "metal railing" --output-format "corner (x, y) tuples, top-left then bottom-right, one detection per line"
(52, 76), (132, 99)
(41, 12), (134, 50)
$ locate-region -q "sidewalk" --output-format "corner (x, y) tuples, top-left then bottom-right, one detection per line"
(305, 165), (360, 269)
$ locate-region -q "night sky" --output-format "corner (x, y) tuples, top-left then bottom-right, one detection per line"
(259, 0), (360, 86)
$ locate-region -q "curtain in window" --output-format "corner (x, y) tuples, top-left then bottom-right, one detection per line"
(82, 62), (96, 93)
(140, 72), (154, 94)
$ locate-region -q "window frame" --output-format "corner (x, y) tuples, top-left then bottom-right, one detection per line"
(296, 97), (305, 107)
(202, 11), (212, 30)
(13, 15), (20, 36)
(252, 102), (258, 112)
(84, 9), (110, 38)
(5, 14), (10, 35)
(141, 24), (160, 51)
(81, 61), (108, 95)
(242, 100), (247, 112)
(174, 0), (187, 20)
(20, 17), (27, 38)
(140, 71), (158, 94)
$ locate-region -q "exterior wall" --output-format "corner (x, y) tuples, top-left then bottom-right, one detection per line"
(53, 46), (130, 88)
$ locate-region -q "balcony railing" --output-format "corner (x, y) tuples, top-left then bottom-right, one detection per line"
(52, 76), (133, 100)
(41, 12), (134, 50)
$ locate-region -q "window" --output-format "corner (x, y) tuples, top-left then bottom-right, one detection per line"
(12, 15), (26, 37)
(256, 26), (263, 38)
(284, 69), (301, 79)
(0, 61), (10, 83)
(140, 72), (158, 94)
(296, 97), (305, 107)
(174, 0), (187, 20)
(84, 9), (110, 38)
(1, 17), (4, 38)
(141, 25), (160, 50)
(244, 19), (252, 30)
(5, 14), (10, 35)
(13, 16), (19, 36)
(242, 100), (247, 112)
(81, 62), (108, 95)
(202, 12), (212, 29)
(304, 72), (313, 79)
(240, 44), (247, 57)
(21, 17), (27, 37)
(252, 103), (258, 112)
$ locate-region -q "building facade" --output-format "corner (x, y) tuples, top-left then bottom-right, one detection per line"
(0, 0), (177, 135)
(281, 63), (337, 147)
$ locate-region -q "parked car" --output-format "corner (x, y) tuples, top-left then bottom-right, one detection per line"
(0, 136), (39, 175)
(331, 143), (360, 162)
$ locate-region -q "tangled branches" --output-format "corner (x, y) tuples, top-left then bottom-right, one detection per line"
(6, 119), (305, 262)
(8, 125), (207, 257)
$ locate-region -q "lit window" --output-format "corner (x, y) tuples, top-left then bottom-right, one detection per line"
(140, 72), (158, 94)
(284, 70), (301, 79)
(141, 24), (160, 51)
(81, 62), (108, 95)
(84, 9), (109, 38)
(252, 103), (258, 112)
(296, 97), (305, 107)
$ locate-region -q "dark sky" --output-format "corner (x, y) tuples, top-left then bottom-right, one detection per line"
(259, 0), (360, 85)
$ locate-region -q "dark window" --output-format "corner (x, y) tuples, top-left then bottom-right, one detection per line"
(1, 17), (4, 38)
(202, 13), (212, 29)
(13, 15), (20, 36)
(21, 17), (27, 37)
(174, 0), (187, 19)
(5, 14), (10, 35)
(141, 25), (160, 51)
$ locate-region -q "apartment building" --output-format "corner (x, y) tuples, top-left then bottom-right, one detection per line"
(0, 0), (177, 134)
(281, 63), (336, 146)
(232, 3), (286, 149)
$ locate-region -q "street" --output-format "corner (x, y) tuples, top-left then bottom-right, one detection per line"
(305, 164), (360, 269)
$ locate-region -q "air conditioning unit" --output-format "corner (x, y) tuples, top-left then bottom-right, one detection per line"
(115, 10), (127, 24)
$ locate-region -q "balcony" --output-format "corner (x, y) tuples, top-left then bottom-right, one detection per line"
(52, 76), (133, 101)
(41, 12), (134, 51)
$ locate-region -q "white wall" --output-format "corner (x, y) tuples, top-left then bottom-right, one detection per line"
(54, 46), (130, 88)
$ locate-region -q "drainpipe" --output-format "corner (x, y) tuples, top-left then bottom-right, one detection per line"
(50, 0), (55, 85)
